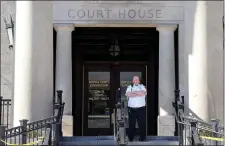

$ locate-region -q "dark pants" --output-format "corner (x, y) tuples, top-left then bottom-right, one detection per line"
(128, 106), (146, 141)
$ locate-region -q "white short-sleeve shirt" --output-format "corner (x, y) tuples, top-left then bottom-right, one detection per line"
(125, 84), (147, 108)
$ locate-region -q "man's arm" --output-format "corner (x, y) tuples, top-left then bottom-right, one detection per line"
(133, 85), (147, 96)
(125, 86), (139, 98)
(126, 92), (138, 97)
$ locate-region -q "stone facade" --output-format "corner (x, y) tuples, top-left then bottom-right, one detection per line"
(1, 1), (15, 100)
(158, 115), (175, 136)
(206, 1), (224, 123)
(1, 1), (15, 127)
(0, 1), (224, 134)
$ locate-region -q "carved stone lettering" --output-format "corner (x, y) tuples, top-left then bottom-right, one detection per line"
(68, 8), (164, 20)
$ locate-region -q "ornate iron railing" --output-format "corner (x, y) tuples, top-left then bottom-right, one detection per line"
(0, 97), (11, 128)
(0, 90), (65, 145)
(173, 92), (224, 146)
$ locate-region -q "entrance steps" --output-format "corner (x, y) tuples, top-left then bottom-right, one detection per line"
(59, 136), (179, 145)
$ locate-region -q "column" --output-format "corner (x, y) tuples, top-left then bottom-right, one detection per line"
(13, 1), (53, 126)
(54, 24), (74, 115)
(54, 24), (74, 136)
(157, 25), (177, 136)
(189, 1), (208, 121)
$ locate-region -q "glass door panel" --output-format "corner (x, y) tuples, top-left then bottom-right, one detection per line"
(88, 72), (110, 129)
(83, 67), (113, 136)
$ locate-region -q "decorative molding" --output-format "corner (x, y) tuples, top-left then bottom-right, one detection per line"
(53, 23), (74, 32)
(156, 24), (178, 31)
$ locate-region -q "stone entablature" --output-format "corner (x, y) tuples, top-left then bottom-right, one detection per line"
(53, 1), (184, 24)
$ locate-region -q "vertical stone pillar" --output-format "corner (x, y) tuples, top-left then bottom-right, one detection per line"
(54, 24), (74, 115)
(54, 24), (74, 136)
(13, 1), (53, 126)
(157, 25), (177, 136)
(189, 1), (208, 122)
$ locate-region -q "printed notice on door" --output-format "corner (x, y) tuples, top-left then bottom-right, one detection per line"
(88, 80), (110, 128)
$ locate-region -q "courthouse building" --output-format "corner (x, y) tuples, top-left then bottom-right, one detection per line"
(1, 1), (224, 136)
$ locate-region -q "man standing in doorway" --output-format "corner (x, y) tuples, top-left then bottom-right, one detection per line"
(125, 76), (147, 141)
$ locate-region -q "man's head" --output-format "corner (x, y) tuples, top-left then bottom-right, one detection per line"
(132, 76), (140, 85)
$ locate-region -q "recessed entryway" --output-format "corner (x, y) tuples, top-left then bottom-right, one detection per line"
(70, 27), (159, 136)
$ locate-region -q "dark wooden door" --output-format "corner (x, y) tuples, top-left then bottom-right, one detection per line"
(83, 63), (147, 136)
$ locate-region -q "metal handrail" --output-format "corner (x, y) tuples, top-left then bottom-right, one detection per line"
(0, 90), (65, 146)
(173, 96), (224, 146)
(0, 97), (11, 128)
(179, 113), (224, 136)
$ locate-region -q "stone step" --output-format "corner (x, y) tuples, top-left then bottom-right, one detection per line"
(59, 136), (179, 146)
(60, 140), (179, 146)
(60, 140), (116, 145)
(128, 141), (179, 145)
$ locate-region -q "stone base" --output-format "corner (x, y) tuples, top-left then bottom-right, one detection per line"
(157, 115), (175, 136)
(62, 115), (73, 136)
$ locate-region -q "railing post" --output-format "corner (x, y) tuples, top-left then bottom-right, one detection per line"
(177, 103), (184, 145)
(190, 121), (204, 146)
(47, 122), (52, 145)
(0, 126), (6, 145)
(180, 96), (185, 146)
(54, 123), (60, 146)
(174, 90), (180, 136)
(211, 119), (219, 146)
(116, 101), (126, 145)
(56, 90), (63, 105)
(181, 96), (184, 111)
(56, 90), (63, 137)
(174, 89), (180, 102)
(53, 95), (56, 116)
(20, 119), (28, 144)
(190, 121), (197, 146)
(0, 96), (3, 125)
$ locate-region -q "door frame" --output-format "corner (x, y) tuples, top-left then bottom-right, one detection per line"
(83, 64), (114, 136)
(82, 62), (148, 136)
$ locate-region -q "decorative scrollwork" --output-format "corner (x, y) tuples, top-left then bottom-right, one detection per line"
(5, 126), (23, 138)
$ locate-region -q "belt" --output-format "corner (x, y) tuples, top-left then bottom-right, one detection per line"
(128, 106), (146, 109)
